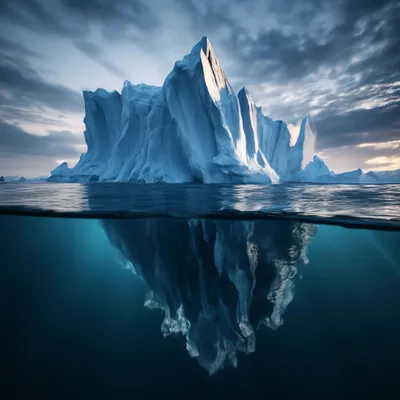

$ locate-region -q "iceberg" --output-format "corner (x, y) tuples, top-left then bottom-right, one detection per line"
(0, 175), (28, 182)
(360, 170), (400, 184)
(101, 217), (317, 374)
(49, 37), (316, 184)
(1, 175), (48, 183)
(300, 155), (334, 182)
(300, 156), (400, 184)
(49, 37), (400, 184)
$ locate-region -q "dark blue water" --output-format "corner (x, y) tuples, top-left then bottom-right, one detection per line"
(1, 183), (400, 398)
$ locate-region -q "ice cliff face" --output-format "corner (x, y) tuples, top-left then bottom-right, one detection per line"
(101, 218), (317, 374)
(50, 37), (317, 184)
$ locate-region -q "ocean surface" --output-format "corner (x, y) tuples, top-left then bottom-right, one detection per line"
(2, 183), (400, 399)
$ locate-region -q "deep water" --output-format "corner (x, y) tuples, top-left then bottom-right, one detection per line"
(2, 214), (400, 399)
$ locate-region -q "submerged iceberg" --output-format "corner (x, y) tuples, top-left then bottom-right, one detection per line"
(49, 37), (399, 184)
(101, 217), (317, 374)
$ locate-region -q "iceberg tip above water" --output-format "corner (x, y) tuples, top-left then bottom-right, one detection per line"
(47, 37), (399, 184)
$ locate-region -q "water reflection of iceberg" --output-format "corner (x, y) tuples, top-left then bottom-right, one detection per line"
(101, 218), (317, 374)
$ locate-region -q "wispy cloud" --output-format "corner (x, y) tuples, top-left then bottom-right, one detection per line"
(364, 156), (400, 171)
(357, 140), (400, 150)
(0, 36), (83, 124)
(0, 121), (84, 157)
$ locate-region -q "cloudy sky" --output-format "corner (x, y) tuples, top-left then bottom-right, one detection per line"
(0, 0), (399, 176)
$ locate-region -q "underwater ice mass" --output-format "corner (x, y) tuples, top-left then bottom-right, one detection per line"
(102, 218), (317, 374)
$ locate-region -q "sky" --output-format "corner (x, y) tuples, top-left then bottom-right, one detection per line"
(0, 0), (399, 176)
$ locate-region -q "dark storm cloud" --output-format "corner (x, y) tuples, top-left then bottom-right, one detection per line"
(0, 0), (158, 38)
(0, 120), (84, 157)
(314, 102), (400, 149)
(0, 0), (159, 76)
(0, 36), (83, 119)
(175, 0), (241, 34)
(228, 0), (399, 84)
(61, 0), (158, 32)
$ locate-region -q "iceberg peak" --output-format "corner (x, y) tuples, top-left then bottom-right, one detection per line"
(179, 36), (214, 68)
(197, 36), (213, 54)
(312, 154), (325, 165)
(238, 87), (253, 103)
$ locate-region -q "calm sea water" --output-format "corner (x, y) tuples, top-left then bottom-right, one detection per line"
(1, 183), (400, 398)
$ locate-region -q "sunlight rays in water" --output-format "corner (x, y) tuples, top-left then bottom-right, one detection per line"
(364, 231), (400, 278)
